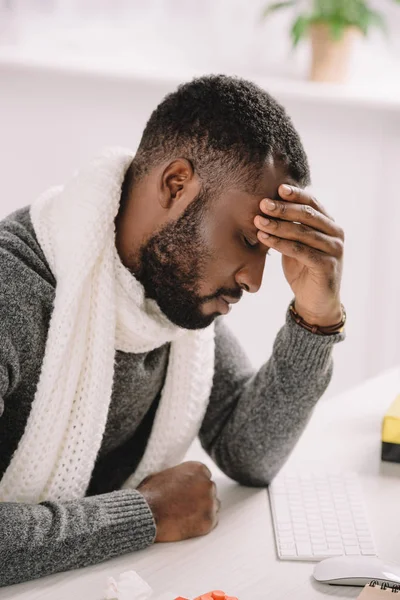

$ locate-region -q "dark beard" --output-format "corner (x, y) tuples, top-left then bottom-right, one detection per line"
(132, 190), (241, 329)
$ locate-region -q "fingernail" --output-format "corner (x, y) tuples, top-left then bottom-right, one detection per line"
(281, 184), (292, 195)
(259, 232), (270, 239)
(258, 217), (270, 226)
(264, 199), (276, 211)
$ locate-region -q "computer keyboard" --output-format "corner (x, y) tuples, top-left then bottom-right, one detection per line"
(268, 471), (377, 561)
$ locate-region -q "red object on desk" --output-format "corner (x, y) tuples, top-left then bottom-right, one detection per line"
(177, 590), (238, 600)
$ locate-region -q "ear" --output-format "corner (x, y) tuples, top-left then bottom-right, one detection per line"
(159, 158), (200, 209)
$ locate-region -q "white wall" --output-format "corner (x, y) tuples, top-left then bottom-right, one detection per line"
(1, 63), (400, 399)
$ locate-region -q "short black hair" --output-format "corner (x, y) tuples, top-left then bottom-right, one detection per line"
(132, 74), (310, 194)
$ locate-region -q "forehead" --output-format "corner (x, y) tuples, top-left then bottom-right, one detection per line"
(215, 159), (299, 223)
(256, 157), (298, 197)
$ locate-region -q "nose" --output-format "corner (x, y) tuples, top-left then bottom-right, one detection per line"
(235, 257), (265, 294)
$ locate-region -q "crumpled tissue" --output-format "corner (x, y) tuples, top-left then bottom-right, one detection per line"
(105, 570), (153, 600)
(104, 569), (178, 600)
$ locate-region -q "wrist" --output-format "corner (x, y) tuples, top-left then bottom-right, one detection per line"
(294, 300), (343, 328)
(290, 300), (346, 336)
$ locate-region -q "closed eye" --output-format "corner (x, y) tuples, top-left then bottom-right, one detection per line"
(243, 235), (258, 249)
(242, 234), (271, 258)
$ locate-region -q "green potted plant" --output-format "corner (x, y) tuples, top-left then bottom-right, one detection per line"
(261, 0), (400, 83)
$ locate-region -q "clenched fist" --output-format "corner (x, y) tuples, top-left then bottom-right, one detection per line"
(137, 461), (220, 542)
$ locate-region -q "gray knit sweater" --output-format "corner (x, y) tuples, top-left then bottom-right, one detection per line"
(0, 207), (344, 587)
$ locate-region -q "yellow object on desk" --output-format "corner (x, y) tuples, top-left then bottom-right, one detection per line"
(358, 582), (400, 598)
(381, 395), (400, 463)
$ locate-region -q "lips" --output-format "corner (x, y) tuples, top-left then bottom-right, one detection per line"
(217, 296), (231, 315)
(221, 295), (240, 305)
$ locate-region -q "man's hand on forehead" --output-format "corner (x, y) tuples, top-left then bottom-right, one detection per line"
(254, 184), (344, 327)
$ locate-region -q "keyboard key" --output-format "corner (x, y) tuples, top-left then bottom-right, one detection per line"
(293, 523), (308, 531)
(292, 517), (307, 525)
(342, 533), (358, 541)
(279, 543), (296, 550)
(309, 525), (324, 534)
(278, 524), (292, 532)
(312, 544), (328, 552)
(279, 533), (295, 542)
(345, 546), (361, 555)
(360, 546), (376, 554)
(296, 543), (313, 555)
(280, 548), (297, 557)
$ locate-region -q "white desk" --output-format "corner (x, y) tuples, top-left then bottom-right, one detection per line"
(1, 368), (400, 600)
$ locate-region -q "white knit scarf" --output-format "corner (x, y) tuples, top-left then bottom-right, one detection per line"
(0, 148), (215, 504)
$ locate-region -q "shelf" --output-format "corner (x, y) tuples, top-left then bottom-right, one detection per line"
(1, 43), (400, 112)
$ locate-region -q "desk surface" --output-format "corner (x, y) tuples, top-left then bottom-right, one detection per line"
(1, 368), (400, 600)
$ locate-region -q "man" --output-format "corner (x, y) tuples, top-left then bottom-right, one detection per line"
(0, 75), (345, 586)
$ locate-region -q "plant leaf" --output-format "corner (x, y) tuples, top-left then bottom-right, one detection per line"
(330, 18), (346, 41)
(290, 14), (311, 47)
(261, 0), (297, 20)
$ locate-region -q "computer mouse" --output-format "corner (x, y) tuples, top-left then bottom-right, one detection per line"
(313, 556), (400, 587)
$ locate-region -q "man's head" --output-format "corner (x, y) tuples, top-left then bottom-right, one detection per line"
(116, 75), (310, 330)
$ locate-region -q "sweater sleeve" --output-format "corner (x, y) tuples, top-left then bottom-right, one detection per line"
(199, 309), (345, 487)
(0, 491), (155, 587)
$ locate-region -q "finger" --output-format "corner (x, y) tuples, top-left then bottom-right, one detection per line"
(279, 184), (333, 220)
(138, 474), (152, 487)
(257, 231), (339, 272)
(203, 465), (212, 479)
(210, 479), (218, 498)
(259, 198), (343, 240)
(211, 504), (220, 530)
(255, 216), (344, 258)
(187, 461), (212, 479)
